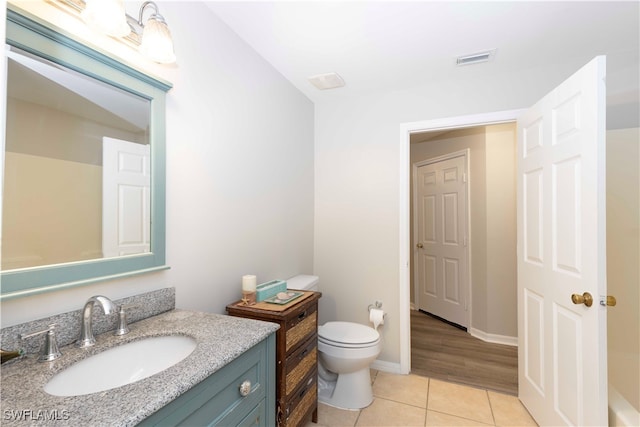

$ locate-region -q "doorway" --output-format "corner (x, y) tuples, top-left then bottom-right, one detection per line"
(398, 109), (525, 375)
(408, 122), (519, 393)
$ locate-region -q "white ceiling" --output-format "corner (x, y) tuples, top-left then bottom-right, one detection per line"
(205, 1), (640, 106)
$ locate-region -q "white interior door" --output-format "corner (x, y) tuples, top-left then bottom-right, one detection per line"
(415, 152), (468, 327)
(102, 137), (151, 258)
(517, 56), (607, 426)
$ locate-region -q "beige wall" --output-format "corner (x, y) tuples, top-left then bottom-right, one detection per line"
(409, 123), (517, 339)
(2, 152), (102, 269)
(606, 127), (640, 412)
(2, 97), (143, 269)
(484, 124), (517, 337)
(6, 98), (145, 164)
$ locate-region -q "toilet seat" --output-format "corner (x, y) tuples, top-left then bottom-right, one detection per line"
(318, 321), (380, 348)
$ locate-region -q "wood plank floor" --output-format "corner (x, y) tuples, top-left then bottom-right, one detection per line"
(410, 310), (519, 395)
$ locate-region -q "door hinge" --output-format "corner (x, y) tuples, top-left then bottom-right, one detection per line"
(463, 236), (467, 247)
(462, 173), (467, 183)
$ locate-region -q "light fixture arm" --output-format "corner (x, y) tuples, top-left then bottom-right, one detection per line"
(138, 1), (166, 26)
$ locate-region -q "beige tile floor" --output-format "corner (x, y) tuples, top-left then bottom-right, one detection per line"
(305, 370), (538, 427)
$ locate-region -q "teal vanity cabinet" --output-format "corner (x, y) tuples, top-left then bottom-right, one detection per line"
(139, 334), (276, 426)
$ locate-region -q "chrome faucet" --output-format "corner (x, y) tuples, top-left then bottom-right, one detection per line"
(77, 295), (116, 348)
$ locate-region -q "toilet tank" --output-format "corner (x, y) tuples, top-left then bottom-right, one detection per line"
(287, 275), (319, 291)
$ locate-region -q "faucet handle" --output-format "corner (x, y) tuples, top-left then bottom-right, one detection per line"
(20, 323), (62, 362)
(114, 304), (138, 336)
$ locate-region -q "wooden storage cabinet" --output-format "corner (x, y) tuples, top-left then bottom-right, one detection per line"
(227, 291), (321, 427)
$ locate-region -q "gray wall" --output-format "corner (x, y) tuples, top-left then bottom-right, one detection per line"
(1, 2), (315, 324)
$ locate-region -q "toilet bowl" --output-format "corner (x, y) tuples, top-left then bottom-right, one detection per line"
(317, 321), (381, 409)
(287, 275), (383, 410)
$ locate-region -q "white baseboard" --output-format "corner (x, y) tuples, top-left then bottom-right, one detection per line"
(410, 302), (416, 311)
(371, 359), (402, 374)
(469, 327), (518, 347)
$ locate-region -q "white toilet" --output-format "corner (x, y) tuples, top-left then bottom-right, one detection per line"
(287, 275), (382, 410)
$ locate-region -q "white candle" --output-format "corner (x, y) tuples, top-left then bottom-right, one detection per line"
(242, 275), (257, 292)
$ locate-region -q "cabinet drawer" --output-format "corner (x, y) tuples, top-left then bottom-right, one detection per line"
(281, 372), (317, 427)
(284, 335), (317, 397)
(285, 305), (317, 353)
(140, 338), (269, 426)
(227, 398), (266, 427)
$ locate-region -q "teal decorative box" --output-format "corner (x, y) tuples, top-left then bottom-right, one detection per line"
(256, 280), (287, 302)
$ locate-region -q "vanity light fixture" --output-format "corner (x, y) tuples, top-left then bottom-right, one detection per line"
(137, 1), (176, 64)
(81, 0), (129, 37)
(51, 0), (176, 64)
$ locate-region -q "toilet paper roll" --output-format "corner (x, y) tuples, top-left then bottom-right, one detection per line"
(369, 308), (385, 330)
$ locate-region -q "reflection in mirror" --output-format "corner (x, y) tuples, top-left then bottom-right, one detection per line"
(2, 7), (171, 299)
(2, 47), (152, 271)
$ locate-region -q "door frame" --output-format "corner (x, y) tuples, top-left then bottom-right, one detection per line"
(399, 109), (526, 374)
(412, 149), (471, 328)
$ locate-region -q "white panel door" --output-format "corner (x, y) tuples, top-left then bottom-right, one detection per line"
(517, 56), (607, 426)
(415, 154), (468, 327)
(102, 137), (151, 258)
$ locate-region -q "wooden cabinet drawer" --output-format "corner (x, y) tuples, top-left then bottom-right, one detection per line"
(285, 305), (317, 353)
(285, 335), (317, 397)
(227, 291), (321, 427)
(281, 371), (317, 427)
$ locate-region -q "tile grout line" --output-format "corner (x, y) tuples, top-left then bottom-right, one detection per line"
(425, 377), (431, 426)
(427, 409), (496, 426)
(353, 407), (362, 427)
(486, 389), (497, 426)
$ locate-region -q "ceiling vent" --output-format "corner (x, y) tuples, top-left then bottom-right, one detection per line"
(456, 50), (496, 66)
(308, 72), (345, 90)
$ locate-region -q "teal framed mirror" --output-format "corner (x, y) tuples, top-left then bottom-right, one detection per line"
(1, 7), (172, 299)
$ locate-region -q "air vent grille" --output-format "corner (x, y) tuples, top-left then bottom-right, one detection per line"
(308, 72), (345, 90)
(456, 50), (496, 66)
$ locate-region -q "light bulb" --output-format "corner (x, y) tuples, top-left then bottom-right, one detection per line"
(139, 17), (176, 64)
(81, 0), (130, 38)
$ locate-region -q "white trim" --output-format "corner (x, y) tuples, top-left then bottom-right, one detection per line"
(399, 108), (526, 375)
(609, 386), (640, 427)
(469, 327), (518, 347)
(371, 359), (402, 374)
(412, 149), (471, 329)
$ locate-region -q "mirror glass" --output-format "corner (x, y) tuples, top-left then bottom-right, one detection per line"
(1, 7), (171, 299)
(2, 47), (152, 271)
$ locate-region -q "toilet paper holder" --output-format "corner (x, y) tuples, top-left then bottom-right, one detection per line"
(367, 301), (385, 315)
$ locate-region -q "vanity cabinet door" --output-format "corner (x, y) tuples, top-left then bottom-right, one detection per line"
(236, 399), (266, 427)
(139, 334), (275, 427)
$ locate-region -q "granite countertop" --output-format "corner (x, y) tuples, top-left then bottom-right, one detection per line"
(0, 310), (279, 426)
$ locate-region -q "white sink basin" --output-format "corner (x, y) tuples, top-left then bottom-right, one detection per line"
(44, 335), (197, 396)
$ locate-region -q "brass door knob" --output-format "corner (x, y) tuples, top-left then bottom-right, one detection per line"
(416, 243), (424, 249)
(571, 292), (593, 307)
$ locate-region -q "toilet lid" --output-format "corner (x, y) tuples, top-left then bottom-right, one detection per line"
(318, 321), (380, 345)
